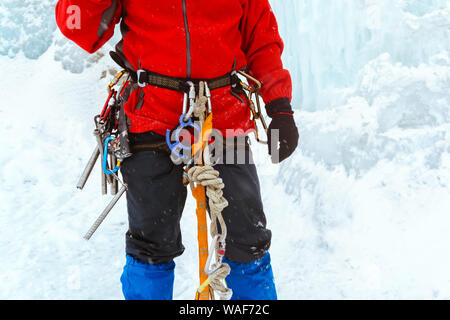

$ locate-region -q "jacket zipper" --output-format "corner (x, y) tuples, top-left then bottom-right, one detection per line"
(182, 0), (192, 78)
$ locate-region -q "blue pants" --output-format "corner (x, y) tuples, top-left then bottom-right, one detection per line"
(120, 255), (175, 300)
(121, 253), (277, 300)
(120, 133), (276, 300)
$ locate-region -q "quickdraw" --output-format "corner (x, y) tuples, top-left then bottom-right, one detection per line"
(236, 70), (269, 145)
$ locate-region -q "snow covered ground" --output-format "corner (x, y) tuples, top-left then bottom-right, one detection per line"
(0, 0), (449, 300)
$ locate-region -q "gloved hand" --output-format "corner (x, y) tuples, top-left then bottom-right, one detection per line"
(265, 98), (299, 163)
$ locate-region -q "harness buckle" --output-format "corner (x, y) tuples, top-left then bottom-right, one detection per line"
(136, 69), (147, 88)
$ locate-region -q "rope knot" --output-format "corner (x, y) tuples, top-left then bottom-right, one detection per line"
(188, 164), (231, 300)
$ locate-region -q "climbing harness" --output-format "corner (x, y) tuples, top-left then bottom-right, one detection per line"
(127, 66), (268, 300)
(76, 55), (268, 300)
(76, 69), (131, 240)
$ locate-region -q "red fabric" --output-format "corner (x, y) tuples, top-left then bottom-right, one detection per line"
(56, 0), (292, 137)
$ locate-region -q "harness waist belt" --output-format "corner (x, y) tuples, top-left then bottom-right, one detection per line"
(109, 51), (242, 94)
(134, 69), (239, 94)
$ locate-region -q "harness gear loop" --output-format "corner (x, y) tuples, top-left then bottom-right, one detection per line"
(187, 81), (232, 301)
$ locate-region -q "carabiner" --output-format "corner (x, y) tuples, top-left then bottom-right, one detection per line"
(204, 82), (212, 114)
(107, 70), (128, 93)
(204, 235), (227, 275)
(103, 136), (121, 175)
(183, 81), (196, 121)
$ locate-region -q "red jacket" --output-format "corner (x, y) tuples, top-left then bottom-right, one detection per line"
(56, 0), (292, 137)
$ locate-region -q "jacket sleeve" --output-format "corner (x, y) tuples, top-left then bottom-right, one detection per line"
(240, 0), (292, 104)
(55, 0), (122, 53)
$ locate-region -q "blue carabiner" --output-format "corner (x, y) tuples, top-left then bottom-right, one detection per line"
(103, 136), (121, 175)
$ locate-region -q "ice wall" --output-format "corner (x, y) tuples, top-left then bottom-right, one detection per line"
(268, 1), (450, 298)
(0, 0), (57, 59)
(269, 0), (450, 192)
(0, 0), (118, 73)
(270, 0), (450, 110)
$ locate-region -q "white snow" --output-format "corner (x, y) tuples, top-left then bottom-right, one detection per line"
(0, 0), (449, 300)
(271, 0), (450, 299)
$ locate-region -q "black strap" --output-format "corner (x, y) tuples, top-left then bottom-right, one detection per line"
(130, 134), (250, 156)
(135, 69), (240, 94)
(130, 141), (171, 154)
(110, 51), (244, 94)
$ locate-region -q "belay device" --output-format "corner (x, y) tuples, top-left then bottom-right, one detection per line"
(76, 70), (131, 240)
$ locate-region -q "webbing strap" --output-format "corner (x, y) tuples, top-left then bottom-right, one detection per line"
(192, 184), (211, 300)
(137, 70), (237, 93)
(145, 72), (189, 92)
(130, 141), (171, 154)
(109, 50), (242, 94)
(189, 83), (232, 301)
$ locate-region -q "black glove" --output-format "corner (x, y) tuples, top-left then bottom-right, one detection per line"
(265, 98), (299, 163)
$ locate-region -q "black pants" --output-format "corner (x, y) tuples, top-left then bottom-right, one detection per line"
(121, 138), (272, 265)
